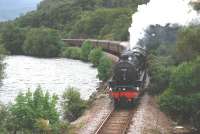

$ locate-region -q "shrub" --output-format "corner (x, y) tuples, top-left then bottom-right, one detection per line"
(23, 27), (62, 57)
(158, 56), (200, 130)
(61, 47), (81, 59)
(80, 41), (93, 61)
(10, 86), (59, 133)
(97, 56), (112, 81)
(70, 47), (81, 59)
(0, 103), (10, 133)
(159, 91), (200, 129)
(147, 55), (172, 94)
(62, 87), (87, 122)
(89, 48), (103, 66)
(159, 94), (190, 120)
(189, 93), (200, 130)
(169, 57), (200, 95)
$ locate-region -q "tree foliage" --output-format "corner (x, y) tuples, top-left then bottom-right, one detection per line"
(97, 56), (112, 81)
(0, 23), (25, 54)
(89, 48), (103, 66)
(61, 47), (81, 59)
(10, 86), (59, 133)
(62, 87), (87, 122)
(145, 24), (200, 130)
(176, 26), (200, 62)
(23, 27), (62, 57)
(2, 0), (148, 41)
(69, 8), (132, 40)
(80, 41), (93, 61)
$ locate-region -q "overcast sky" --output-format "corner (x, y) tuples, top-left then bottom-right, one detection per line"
(0, 0), (42, 21)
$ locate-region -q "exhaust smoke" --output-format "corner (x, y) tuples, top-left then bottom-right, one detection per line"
(129, 0), (200, 49)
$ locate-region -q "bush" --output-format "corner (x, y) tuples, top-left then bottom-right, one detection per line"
(97, 56), (112, 81)
(158, 56), (200, 130)
(61, 47), (81, 59)
(89, 48), (103, 66)
(62, 87), (87, 122)
(159, 92), (200, 129)
(70, 47), (81, 59)
(80, 41), (93, 61)
(10, 86), (59, 133)
(23, 27), (62, 57)
(0, 103), (10, 133)
(159, 94), (190, 120)
(169, 57), (200, 95)
(147, 55), (172, 94)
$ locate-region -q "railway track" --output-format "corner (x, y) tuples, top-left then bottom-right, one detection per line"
(95, 108), (135, 134)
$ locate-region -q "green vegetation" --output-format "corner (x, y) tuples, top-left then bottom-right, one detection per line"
(0, 23), (25, 55)
(61, 47), (82, 59)
(0, 86), (91, 133)
(62, 87), (87, 122)
(148, 55), (172, 94)
(80, 41), (93, 61)
(89, 48), (103, 66)
(147, 25), (200, 130)
(0, 0), (148, 57)
(14, 0), (146, 40)
(61, 41), (112, 82)
(70, 8), (132, 40)
(23, 27), (62, 57)
(61, 41), (94, 61)
(10, 87), (60, 133)
(0, 103), (10, 133)
(97, 56), (112, 81)
(176, 26), (200, 63)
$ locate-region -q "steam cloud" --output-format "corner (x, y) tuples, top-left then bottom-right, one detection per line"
(129, 0), (200, 48)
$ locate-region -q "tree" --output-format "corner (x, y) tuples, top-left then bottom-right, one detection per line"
(1, 23), (25, 54)
(159, 56), (200, 130)
(97, 56), (112, 81)
(80, 41), (93, 61)
(176, 26), (200, 62)
(23, 27), (62, 57)
(62, 87), (87, 122)
(89, 48), (103, 66)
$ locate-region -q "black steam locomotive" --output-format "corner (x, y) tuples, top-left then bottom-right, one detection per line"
(109, 47), (148, 107)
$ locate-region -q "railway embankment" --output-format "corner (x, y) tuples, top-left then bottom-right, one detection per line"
(72, 91), (194, 134)
(64, 39), (196, 134)
(65, 39), (173, 134)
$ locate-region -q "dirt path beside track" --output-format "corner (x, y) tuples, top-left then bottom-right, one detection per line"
(128, 94), (173, 134)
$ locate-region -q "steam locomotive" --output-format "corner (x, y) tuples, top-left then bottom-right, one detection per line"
(109, 47), (148, 107)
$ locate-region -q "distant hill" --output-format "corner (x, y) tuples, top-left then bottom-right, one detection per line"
(0, 0), (149, 41)
(0, 0), (41, 21)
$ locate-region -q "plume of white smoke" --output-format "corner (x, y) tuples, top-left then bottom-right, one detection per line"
(129, 0), (200, 48)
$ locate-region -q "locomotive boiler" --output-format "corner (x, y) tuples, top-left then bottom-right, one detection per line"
(109, 47), (147, 107)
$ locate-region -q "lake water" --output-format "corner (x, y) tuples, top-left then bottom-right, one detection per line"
(0, 56), (99, 104)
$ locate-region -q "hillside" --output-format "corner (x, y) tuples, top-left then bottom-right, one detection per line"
(5, 0), (149, 41)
